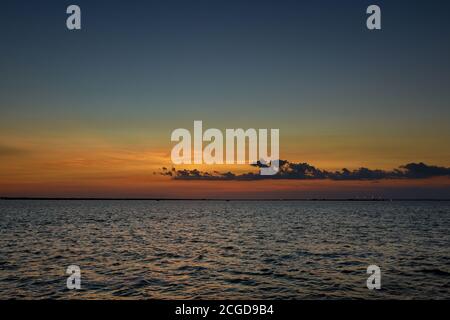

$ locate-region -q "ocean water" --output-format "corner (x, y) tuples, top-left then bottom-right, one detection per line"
(0, 200), (449, 299)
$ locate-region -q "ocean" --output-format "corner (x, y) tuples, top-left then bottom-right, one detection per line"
(0, 200), (449, 299)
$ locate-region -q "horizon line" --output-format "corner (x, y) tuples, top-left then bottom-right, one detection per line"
(1, 197), (450, 201)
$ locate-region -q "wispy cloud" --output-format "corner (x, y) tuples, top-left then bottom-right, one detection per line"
(0, 145), (28, 157)
(158, 160), (450, 181)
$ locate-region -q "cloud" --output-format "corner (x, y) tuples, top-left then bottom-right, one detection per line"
(0, 145), (28, 157)
(158, 160), (450, 181)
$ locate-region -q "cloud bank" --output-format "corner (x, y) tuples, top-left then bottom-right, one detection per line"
(158, 161), (450, 181)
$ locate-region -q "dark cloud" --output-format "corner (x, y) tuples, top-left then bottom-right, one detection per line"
(158, 160), (450, 181)
(0, 145), (28, 157)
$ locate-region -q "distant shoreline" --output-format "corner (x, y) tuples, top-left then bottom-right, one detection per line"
(1, 197), (449, 201)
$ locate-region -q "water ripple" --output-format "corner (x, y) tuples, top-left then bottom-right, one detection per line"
(0, 200), (449, 299)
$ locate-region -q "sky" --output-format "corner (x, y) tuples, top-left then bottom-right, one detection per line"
(1, 0), (450, 198)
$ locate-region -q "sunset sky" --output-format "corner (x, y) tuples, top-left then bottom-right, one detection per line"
(1, 0), (450, 198)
